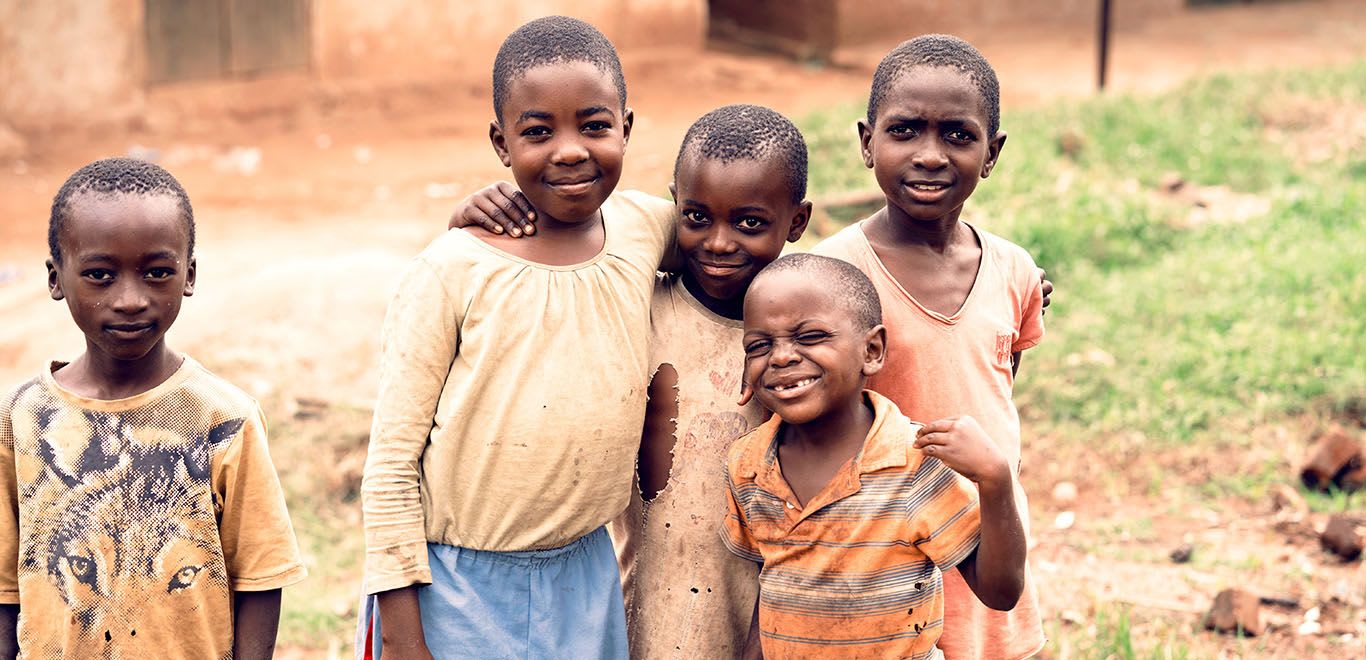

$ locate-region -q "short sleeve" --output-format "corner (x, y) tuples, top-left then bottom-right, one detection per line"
(908, 458), (981, 573)
(361, 254), (462, 594)
(0, 399), (18, 604)
(216, 405), (307, 591)
(1012, 252), (1045, 353)
(719, 466), (763, 564)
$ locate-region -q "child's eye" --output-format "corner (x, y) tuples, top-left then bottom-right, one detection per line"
(146, 268), (175, 281)
(521, 126), (551, 138)
(796, 331), (829, 344)
(81, 270), (113, 283)
(736, 217), (767, 233)
(681, 209), (709, 226)
(582, 120), (612, 133)
(888, 124), (916, 137)
(744, 339), (772, 355)
(945, 129), (975, 143)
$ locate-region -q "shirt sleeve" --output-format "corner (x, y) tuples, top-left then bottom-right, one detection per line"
(0, 400), (18, 605)
(1012, 250), (1045, 353)
(719, 464), (763, 564)
(216, 404), (307, 591)
(361, 255), (461, 594)
(909, 457), (981, 573)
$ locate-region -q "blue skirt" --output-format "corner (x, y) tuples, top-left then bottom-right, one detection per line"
(357, 526), (628, 659)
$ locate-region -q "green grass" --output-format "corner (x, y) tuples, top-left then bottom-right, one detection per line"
(800, 60), (1366, 446)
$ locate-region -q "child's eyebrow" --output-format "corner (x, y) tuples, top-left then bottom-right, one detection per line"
(576, 106), (611, 118)
(141, 250), (180, 262)
(516, 110), (553, 124)
(77, 253), (116, 264)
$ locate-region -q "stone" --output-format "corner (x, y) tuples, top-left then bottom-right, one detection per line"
(1320, 515), (1363, 562)
(1300, 426), (1363, 492)
(1204, 588), (1264, 636)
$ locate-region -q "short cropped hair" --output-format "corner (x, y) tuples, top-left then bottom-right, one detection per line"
(491, 16), (627, 121)
(674, 104), (809, 204)
(49, 157), (195, 263)
(866, 34), (1001, 136)
(754, 253), (882, 331)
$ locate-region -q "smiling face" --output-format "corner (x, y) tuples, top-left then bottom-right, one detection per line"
(859, 65), (1006, 225)
(490, 60), (632, 226)
(742, 269), (885, 427)
(47, 192), (195, 365)
(673, 155), (810, 317)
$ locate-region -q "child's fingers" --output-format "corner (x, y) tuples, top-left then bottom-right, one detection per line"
(736, 379), (754, 407)
(495, 182), (537, 235)
(471, 194), (521, 237)
(917, 418), (958, 438)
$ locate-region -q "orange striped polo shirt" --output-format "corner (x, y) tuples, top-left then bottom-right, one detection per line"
(721, 391), (981, 659)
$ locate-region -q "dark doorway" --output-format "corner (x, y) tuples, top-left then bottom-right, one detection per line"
(145, 0), (309, 83)
(707, 0), (836, 60)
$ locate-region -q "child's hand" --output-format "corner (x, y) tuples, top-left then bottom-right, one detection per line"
(1038, 267), (1053, 314)
(913, 416), (1011, 488)
(447, 181), (537, 237)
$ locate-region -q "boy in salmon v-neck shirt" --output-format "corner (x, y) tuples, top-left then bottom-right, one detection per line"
(813, 35), (1047, 659)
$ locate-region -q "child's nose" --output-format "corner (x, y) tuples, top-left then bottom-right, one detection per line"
(110, 281), (149, 314)
(912, 142), (949, 170)
(703, 228), (736, 254)
(551, 136), (589, 166)
(768, 338), (800, 366)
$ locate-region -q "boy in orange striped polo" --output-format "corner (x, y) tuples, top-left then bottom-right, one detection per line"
(723, 253), (1025, 659)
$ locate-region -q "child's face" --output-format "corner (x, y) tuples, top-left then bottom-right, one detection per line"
(47, 192), (195, 364)
(490, 61), (631, 225)
(672, 156), (811, 304)
(858, 66), (1005, 223)
(741, 270), (884, 426)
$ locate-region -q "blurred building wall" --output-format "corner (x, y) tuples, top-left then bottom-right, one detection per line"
(833, 0), (1184, 45)
(0, 0), (706, 136)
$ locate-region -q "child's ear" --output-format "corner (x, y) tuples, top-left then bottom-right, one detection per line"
(787, 200), (813, 243)
(668, 181), (678, 204)
(46, 258), (63, 301)
(981, 130), (1007, 178)
(621, 107), (635, 146)
(489, 120), (512, 167)
(183, 257), (197, 297)
(857, 119), (875, 169)
(862, 324), (887, 377)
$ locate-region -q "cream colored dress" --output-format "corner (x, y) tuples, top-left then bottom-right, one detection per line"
(611, 273), (769, 659)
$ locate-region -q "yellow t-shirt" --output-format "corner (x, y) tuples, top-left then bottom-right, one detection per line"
(0, 358), (307, 660)
(361, 190), (675, 595)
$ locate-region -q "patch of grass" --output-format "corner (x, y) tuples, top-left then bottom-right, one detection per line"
(1047, 606), (1194, 660)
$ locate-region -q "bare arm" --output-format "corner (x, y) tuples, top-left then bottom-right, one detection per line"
(376, 587), (434, 660)
(0, 605), (16, 660)
(914, 417), (1026, 610)
(1011, 351), (1022, 378)
(232, 589), (281, 660)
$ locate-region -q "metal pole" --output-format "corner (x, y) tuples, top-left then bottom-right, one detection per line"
(1098, 0), (1112, 91)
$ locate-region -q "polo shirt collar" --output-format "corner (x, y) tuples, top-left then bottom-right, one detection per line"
(737, 389), (914, 486)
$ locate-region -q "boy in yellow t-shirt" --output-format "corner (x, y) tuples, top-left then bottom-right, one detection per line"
(0, 157), (306, 659)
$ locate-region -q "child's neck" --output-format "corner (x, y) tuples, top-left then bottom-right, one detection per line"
(776, 392), (876, 507)
(781, 392), (875, 458)
(870, 204), (971, 253)
(470, 208), (606, 266)
(680, 270), (744, 320)
(56, 341), (184, 400)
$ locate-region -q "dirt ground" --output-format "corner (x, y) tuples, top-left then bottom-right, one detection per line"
(1, 0), (1363, 656)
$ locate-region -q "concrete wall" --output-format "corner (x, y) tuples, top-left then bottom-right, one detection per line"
(0, 0), (146, 136)
(314, 0), (706, 83)
(0, 0), (706, 136)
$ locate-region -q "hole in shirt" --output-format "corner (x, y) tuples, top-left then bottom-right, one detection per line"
(638, 363), (680, 502)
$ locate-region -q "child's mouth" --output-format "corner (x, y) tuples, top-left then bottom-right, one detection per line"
(905, 180), (951, 202)
(546, 177), (599, 196)
(766, 375), (819, 398)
